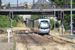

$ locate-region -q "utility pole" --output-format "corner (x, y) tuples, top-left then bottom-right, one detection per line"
(11, 18), (13, 36)
(54, 6), (56, 34)
(10, 11), (13, 36)
(61, 19), (64, 34)
(33, 0), (35, 8)
(17, 0), (18, 9)
(61, 11), (64, 34)
(53, 5), (56, 34)
(67, 0), (68, 8)
(71, 0), (73, 35)
(41, 0), (43, 4)
(65, 0), (66, 8)
(0, 0), (2, 9)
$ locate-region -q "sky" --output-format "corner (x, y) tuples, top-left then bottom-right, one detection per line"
(2, 0), (38, 4)
(2, 0), (49, 4)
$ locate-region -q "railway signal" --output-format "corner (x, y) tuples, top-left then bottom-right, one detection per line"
(61, 11), (64, 20)
(61, 11), (64, 34)
(9, 11), (13, 36)
(10, 12), (13, 19)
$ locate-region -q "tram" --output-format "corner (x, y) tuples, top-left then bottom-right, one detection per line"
(34, 19), (50, 34)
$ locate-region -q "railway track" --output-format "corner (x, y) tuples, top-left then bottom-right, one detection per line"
(36, 34), (75, 46)
(26, 33), (46, 50)
(43, 35), (75, 45)
(31, 29), (75, 45)
(14, 30), (75, 50)
(20, 34), (28, 50)
(17, 31), (46, 50)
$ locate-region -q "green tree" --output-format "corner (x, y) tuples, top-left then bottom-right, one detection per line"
(8, 2), (10, 8)
(0, 15), (24, 28)
(22, 3), (28, 9)
(29, 15), (39, 21)
(25, 4), (28, 9)
(63, 14), (75, 29)
(44, 5), (48, 9)
(50, 19), (60, 30)
(6, 2), (10, 9)
(49, 0), (75, 8)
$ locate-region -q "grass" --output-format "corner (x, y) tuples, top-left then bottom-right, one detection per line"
(13, 39), (16, 50)
(0, 28), (8, 30)
(17, 22), (26, 27)
(0, 22), (26, 31)
(65, 30), (71, 35)
(6, 49), (12, 50)
(53, 28), (72, 35)
(52, 28), (59, 32)
(4, 37), (16, 50)
(2, 38), (6, 42)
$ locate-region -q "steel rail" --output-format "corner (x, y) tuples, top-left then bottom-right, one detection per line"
(26, 33), (46, 50)
(20, 34), (29, 50)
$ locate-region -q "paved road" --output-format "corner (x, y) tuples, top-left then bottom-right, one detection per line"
(0, 43), (14, 50)
(0, 37), (14, 50)
(0, 37), (5, 42)
(60, 35), (75, 39)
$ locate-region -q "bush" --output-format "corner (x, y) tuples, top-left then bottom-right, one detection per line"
(0, 15), (24, 28)
(50, 19), (54, 30)
(50, 19), (61, 30)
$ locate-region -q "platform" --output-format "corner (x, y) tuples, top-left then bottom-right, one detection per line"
(60, 35), (75, 39)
